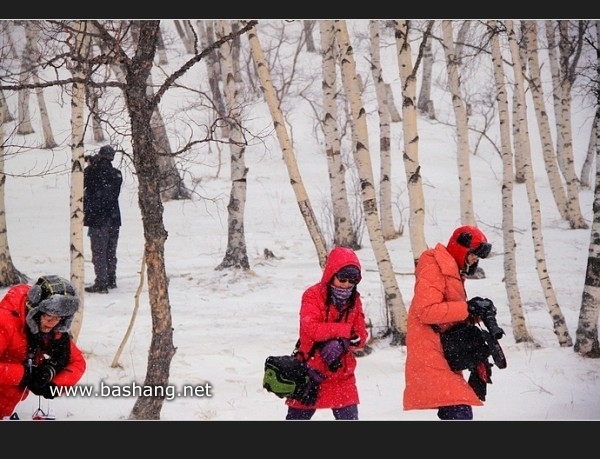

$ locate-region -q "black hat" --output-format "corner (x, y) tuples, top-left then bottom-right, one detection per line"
(98, 145), (116, 160)
(336, 265), (361, 281)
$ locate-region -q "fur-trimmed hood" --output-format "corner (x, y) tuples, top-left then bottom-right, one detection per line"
(25, 275), (79, 334)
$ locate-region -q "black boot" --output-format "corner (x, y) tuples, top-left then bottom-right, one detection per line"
(85, 284), (109, 294)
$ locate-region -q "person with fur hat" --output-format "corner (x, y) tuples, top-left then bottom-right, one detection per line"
(403, 225), (495, 420)
(83, 144), (123, 293)
(0, 275), (86, 419)
(285, 246), (369, 420)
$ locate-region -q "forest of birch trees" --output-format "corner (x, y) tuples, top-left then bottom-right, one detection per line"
(0, 19), (598, 419)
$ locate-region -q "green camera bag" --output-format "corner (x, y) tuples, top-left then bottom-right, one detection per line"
(263, 355), (309, 399)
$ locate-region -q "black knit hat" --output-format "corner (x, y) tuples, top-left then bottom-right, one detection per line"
(336, 265), (361, 281)
(98, 145), (115, 160)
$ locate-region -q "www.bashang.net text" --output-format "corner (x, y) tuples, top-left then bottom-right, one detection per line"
(46, 381), (213, 401)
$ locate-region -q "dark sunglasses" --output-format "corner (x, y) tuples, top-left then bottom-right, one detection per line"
(335, 275), (358, 285)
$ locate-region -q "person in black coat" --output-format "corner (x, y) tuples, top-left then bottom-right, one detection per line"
(83, 145), (123, 293)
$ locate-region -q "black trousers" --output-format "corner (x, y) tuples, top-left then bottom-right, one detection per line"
(285, 404), (358, 420)
(89, 225), (120, 287)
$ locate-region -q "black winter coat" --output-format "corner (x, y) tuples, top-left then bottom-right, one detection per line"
(83, 158), (122, 228)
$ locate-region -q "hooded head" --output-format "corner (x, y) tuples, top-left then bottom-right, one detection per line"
(26, 275), (79, 334)
(446, 226), (491, 275)
(97, 145), (116, 161)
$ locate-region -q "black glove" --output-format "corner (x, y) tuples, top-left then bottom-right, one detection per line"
(467, 297), (496, 318)
(349, 334), (361, 347)
(468, 361), (493, 401)
(20, 362), (33, 387)
(297, 367), (324, 406)
(27, 363), (57, 394)
(34, 382), (58, 399)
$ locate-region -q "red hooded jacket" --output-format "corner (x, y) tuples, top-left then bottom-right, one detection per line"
(0, 284), (86, 418)
(286, 246), (369, 410)
(403, 243), (483, 411)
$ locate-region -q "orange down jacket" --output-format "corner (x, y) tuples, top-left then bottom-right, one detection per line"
(403, 243), (483, 411)
(0, 284), (87, 418)
(286, 246), (369, 410)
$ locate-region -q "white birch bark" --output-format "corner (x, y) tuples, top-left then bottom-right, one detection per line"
(303, 20), (316, 53)
(544, 20), (566, 174)
(369, 20), (398, 240)
(246, 23), (328, 268)
(417, 23), (435, 119)
(580, 109), (598, 189)
(68, 20), (91, 343)
(197, 19), (228, 179)
(555, 20), (587, 229)
(574, 20), (600, 357)
(523, 20), (569, 220)
(395, 20), (428, 264)
(441, 20), (476, 227)
(16, 21), (34, 136)
(25, 21), (57, 148)
(335, 20), (407, 341)
(215, 20), (250, 271)
(0, 75), (27, 287)
(174, 19), (195, 54)
(156, 26), (169, 65)
(319, 20), (356, 249)
(488, 20), (533, 343)
(507, 20), (572, 347)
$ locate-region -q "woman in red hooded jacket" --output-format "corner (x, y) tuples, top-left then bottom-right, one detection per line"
(285, 246), (369, 420)
(0, 275), (86, 419)
(403, 226), (493, 420)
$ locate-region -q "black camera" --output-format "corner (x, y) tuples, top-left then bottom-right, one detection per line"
(479, 309), (507, 369)
(480, 311), (505, 340)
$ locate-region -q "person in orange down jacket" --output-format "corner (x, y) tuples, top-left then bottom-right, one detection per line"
(286, 246), (369, 420)
(403, 225), (494, 420)
(0, 275), (87, 419)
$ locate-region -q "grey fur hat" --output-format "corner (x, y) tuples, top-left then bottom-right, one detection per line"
(26, 275), (79, 334)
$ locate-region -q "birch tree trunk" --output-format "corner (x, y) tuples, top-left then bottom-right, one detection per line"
(246, 23), (328, 268)
(555, 20), (587, 229)
(574, 20), (600, 358)
(319, 20), (357, 249)
(174, 19), (195, 54)
(441, 20), (476, 227)
(197, 19), (227, 179)
(84, 44), (106, 143)
(0, 90), (13, 123)
(25, 21), (57, 149)
(369, 20), (398, 241)
(507, 20), (572, 347)
(17, 22), (34, 136)
(335, 19), (407, 343)
(417, 21), (435, 119)
(67, 20), (90, 343)
(156, 26), (169, 65)
(0, 84), (27, 288)
(215, 20), (250, 271)
(395, 20), (428, 265)
(488, 20), (533, 344)
(580, 114), (597, 189)
(544, 20), (566, 173)
(303, 20), (316, 53)
(523, 20), (569, 220)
